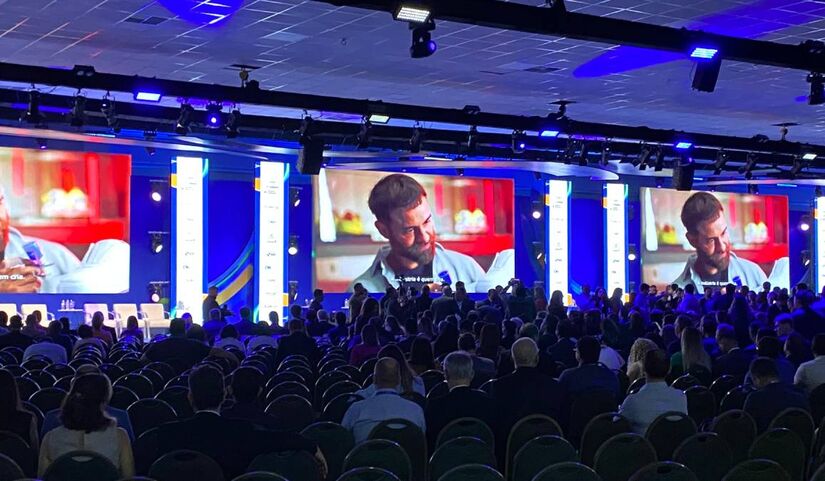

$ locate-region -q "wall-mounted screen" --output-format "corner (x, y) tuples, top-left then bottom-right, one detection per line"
(641, 188), (789, 292)
(0, 147), (131, 294)
(314, 170), (515, 293)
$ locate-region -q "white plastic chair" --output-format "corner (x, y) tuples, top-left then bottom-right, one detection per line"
(20, 304), (54, 321)
(0, 304), (18, 319)
(139, 303), (170, 338)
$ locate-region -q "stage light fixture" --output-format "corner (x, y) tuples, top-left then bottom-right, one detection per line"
(691, 51), (722, 92)
(690, 47), (718, 59)
(134, 91), (162, 102)
(808, 73), (825, 105)
(290, 187), (302, 208)
(600, 142), (611, 167)
(356, 118), (372, 148)
(36, 138), (47, 150)
(100, 96), (120, 133)
(740, 152), (758, 180)
(531, 200), (543, 220)
(800, 214), (813, 232)
(205, 103), (223, 128)
(790, 156), (805, 179)
(465, 126), (478, 154)
(627, 244), (638, 262)
(225, 109), (241, 138)
(409, 125), (423, 153)
(68, 94), (87, 127)
(150, 233), (164, 254)
(674, 141), (693, 150)
(802, 249), (812, 267)
(512, 130), (527, 154)
(175, 103), (195, 134)
(803, 152), (817, 161)
(653, 147), (665, 172)
(394, 4), (431, 23)
(540, 130), (560, 138)
(21, 90), (44, 125)
(150, 183), (163, 202)
(713, 150), (728, 175)
(368, 113), (390, 124)
(149, 283), (162, 303)
(288, 235), (299, 256)
(410, 21), (437, 58)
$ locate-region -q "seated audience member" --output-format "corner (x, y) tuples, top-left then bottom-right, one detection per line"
(408, 337), (437, 375)
(619, 349), (688, 434)
(41, 365), (134, 440)
(458, 333), (496, 388)
(776, 314), (795, 342)
(549, 320), (578, 369)
(214, 324), (245, 351)
(342, 357), (426, 443)
(221, 366), (277, 429)
(274, 318), (320, 366)
(744, 335), (795, 385)
(0, 370), (38, 449)
(73, 325), (105, 355)
(558, 336), (620, 402)
(91, 312), (113, 345)
(307, 309), (334, 337)
(38, 374), (134, 477)
(246, 333), (278, 354)
(350, 324), (381, 366)
(713, 323), (754, 382)
(425, 352), (495, 449)
(186, 324), (208, 344)
(744, 357), (810, 433)
(233, 307), (267, 337)
(24, 336), (67, 364)
(785, 332), (813, 368)
(795, 333), (825, 393)
(433, 322), (460, 360)
(327, 311), (349, 346)
(119, 316), (144, 344)
(268, 311), (282, 329)
(156, 365), (324, 480)
(141, 319), (233, 372)
(21, 314), (46, 338)
(358, 345), (425, 398)
(0, 312), (7, 335)
(476, 324), (505, 366)
(202, 308), (226, 343)
(489, 338), (563, 449)
(626, 338), (659, 385)
(33, 320), (72, 361)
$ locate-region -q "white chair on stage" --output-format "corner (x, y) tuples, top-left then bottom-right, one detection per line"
(20, 304), (54, 321)
(139, 303), (170, 338)
(112, 303), (141, 339)
(0, 304), (18, 319)
(83, 303), (119, 336)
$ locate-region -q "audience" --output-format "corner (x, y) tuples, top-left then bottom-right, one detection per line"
(558, 336), (620, 402)
(0, 316), (34, 350)
(357, 344), (425, 397)
(408, 337), (436, 375)
(91, 312), (113, 345)
(744, 357), (810, 433)
(713, 323), (754, 382)
(214, 324), (245, 351)
(794, 333), (825, 393)
(274, 318), (320, 366)
(0, 369), (38, 449)
(457, 333), (495, 387)
(73, 325), (105, 355)
(119, 316), (145, 344)
(620, 349), (688, 434)
(349, 324), (381, 366)
(141, 319), (233, 372)
(221, 366), (277, 429)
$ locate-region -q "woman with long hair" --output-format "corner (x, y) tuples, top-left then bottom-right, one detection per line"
(0, 370), (37, 448)
(626, 338), (659, 384)
(90, 312), (113, 346)
(477, 324), (504, 366)
(360, 345), (425, 397)
(671, 327), (712, 380)
(609, 288), (624, 315)
(39, 374), (134, 477)
(432, 322), (459, 360)
(350, 324), (381, 366)
(548, 290), (567, 321)
(408, 337), (436, 375)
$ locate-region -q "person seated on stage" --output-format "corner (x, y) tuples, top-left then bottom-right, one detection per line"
(73, 324), (105, 356)
(119, 316), (144, 344)
(619, 349), (687, 434)
(744, 357), (810, 433)
(140, 319), (235, 373)
(155, 365), (325, 480)
(38, 373), (134, 478)
(214, 324), (245, 351)
(342, 357), (426, 444)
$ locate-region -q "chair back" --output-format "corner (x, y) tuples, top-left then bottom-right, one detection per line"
(532, 462), (602, 481)
(684, 386), (717, 427)
(506, 414), (563, 478)
(343, 439), (411, 481)
(321, 393), (364, 424)
(810, 463), (825, 481)
(139, 304), (169, 337)
(708, 376), (738, 406)
(314, 371), (350, 407)
(247, 450), (320, 481)
(566, 389), (617, 446)
(114, 373), (155, 399)
(42, 450), (119, 481)
(768, 407), (814, 457)
(438, 464), (504, 481)
(671, 374), (701, 390)
(266, 381), (311, 404)
(110, 386), (140, 410)
(0, 430), (35, 477)
(719, 385), (752, 413)
(321, 380), (361, 408)
(748, 428), (806, 481)
(580, 413), (631, 467)
(645, 411), (697, 460)
(113, 304), (139, 328)
(84, 304), (111, 324)
(28, 387), (67, 413)
(23, 370), (56, 389)
(593, 433), (657, 481)
(429, 436), (495, 481)
(426, 381), (449, 401)
(133, 427), (159, 476)
(420, 370), (445, 393)
(722, 459), (790, 481)
(336, 467), (400, 481)
(435, 417), (495, 450)
(709, 410), (756, 464)
(673, 432), (732, 481)
(628, 461), (698, 481)
(300, 422), (354, 481)
(368, 419), (427, 481)
(811, 384), (825, 427)
(155, 387), (194, 419)
(0, 452), (23, 481)
(512, 435), (577, 481)
(0, 304), (18, 319)
(265, 394), (315, 432)
(20, 304), (50, 320)
(14, 377), (38, 402)
(148, 449), (225, 481)
(232, 472), (289, 481)
(627, 377), (645, 395)
(127, 398), (178, 438)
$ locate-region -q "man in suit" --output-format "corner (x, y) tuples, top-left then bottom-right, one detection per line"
(744, 357), (810, 433)
(275, 317), (320, 366)
(232, 306), (269, 337)
(792, 290), (825, 340)
(431, 286), (461, 323)
(713, 323), (755, 383)
(558, 336), (620, 402)
(548, 320), (577, 369)
(489, 338), (563, 457)
(425, 351), (496, 449)
(458, 333), (496, 387)
(455, 287), (475, 319)
(141, 319), (235, 373)
(156, 365), (325, 480)
(220, 366), (278, 429)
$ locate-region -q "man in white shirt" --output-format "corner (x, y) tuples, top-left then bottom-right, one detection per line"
(619, 349), (688, 434)
(795, 334), (825, 393)
(342, 357), (425, 443)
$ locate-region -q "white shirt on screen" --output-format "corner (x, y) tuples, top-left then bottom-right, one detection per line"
(672, 252), (783, 292)
(349, 243), (487, 292)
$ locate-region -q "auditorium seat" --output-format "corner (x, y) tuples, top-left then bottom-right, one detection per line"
(532, 462), (601, 481)
(247, 450), (320, 481)
(429, 436), (496, 481)
(628, 461), (698, 481)
(579, 413), (632, 467)
(505, 415), (563, 479)
(42, 450), (120, 481)
(767, 408), (814, 457)
(708, 410), (756, 464)
(0, 452), (24, 481)
(511, 435), (577, 481)
(300, 422), (354, 481)
(672, 432), (732, 481)
(139, 304), (170, 339)
(368, 419), (427, 481)
(438, 464), (504, 481)
(435, 417), (495, 450)
(723, 459), (790, 481)
(748, 428), (806, 481)
(336, 466), (400, 481)
(343, 439), (411, 481)
(593, 434), (656, 481)
(645, 412), (697, 461)
(149, 450), (224, 481)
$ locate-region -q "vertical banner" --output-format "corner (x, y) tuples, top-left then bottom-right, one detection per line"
(604, 183), (628, 297)
(547, 180), (570, 301)
(255, 161), (288, 323)
(816, 196), (825, 293)
(171, 156), (207, 323)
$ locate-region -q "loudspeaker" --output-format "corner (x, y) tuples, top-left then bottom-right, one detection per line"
(672, 163), (695, 191)
(297, 139), (324, 175)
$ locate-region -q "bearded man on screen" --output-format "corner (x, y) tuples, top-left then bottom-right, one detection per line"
(672, 191), (769, 291)
(349, 174), (487, 293)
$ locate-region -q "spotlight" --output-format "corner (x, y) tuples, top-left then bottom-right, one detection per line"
(802, 249), (812, 267)
(627, 244), (638, 262)
(803, 153), (818, 161)
(150, 180), (165, 202)
(100, 96), (120, 133)
(150, 233), (164, 254)
(790, 156), (804, 179)
(134, 91), (162, 102)
(290, 187), (302, 208)
(225, 109), (241, 138)
(690, 47), (718, 59)
(175, 103), (195, 134)
(653, 147), (665, 172)
(740, 152), (758, 180)
(69, 94), (86, 127)
(808, 73), (825, 105)
(149, 283), (162, 303)
(21, 90), (44, 125)
(394, 4), (431, 23)
(600, 142), (611, 167)
(36, 138), (47, 150)
(288, 235), (299, 256)
(205, 103), (222, 128)
(713, 150), (728, 175)
(410, 21), (437, 59)
(512, 130), (527, 154)
(409, 125), (423, 153)
(691, 49), (722, 92)
(531, 200), (543, 220)
(356, 118), (372, 148)
(368, 113), (390, 124)
(800, 214), (813, 232)
(465, 126), (478, 154)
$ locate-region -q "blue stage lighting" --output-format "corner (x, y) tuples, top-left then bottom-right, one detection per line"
(690, 47), (718, 59)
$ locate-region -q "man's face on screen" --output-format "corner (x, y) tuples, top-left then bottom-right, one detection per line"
(0, 186), (9, 254)
(377, 196), (436, 265)
(689, 212), (732, 272)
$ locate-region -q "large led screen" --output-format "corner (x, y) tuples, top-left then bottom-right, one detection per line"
(641, 188), (789, 292)
(0, 147), (130, 294)
(314, 170), (515, 293)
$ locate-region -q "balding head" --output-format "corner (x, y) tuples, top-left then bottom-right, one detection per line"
(374, 357), (401, 389)
(511, 337), (539, 368)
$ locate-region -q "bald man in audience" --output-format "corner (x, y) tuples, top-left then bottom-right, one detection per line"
(342, 357), (426, 443)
